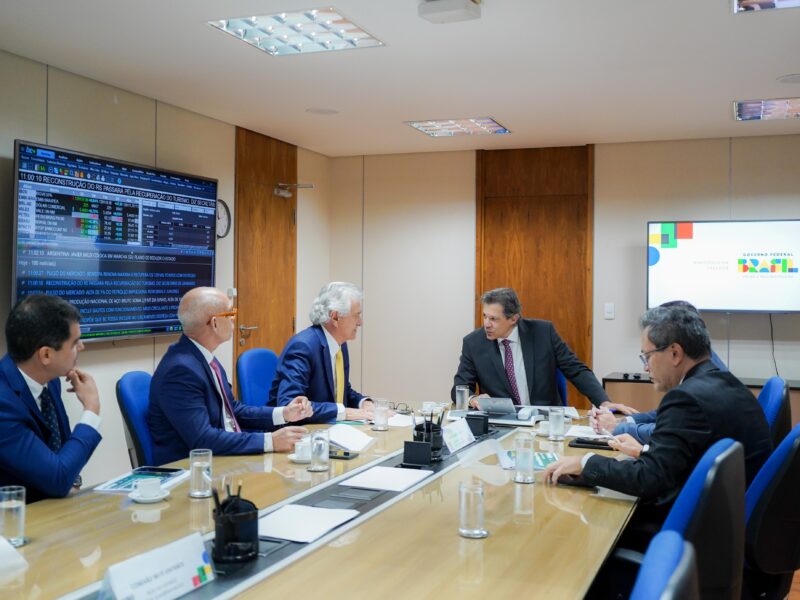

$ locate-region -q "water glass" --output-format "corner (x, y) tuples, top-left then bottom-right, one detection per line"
(189, 449), (213, 498)
(548, 407), (566, 441)
(514, 434), (536, 484)
(0, 486), (26, 547)
(455, 385), (470, 411)
(308, 429), (331, 472)
(372, 398), (389, 431)
(458, 481), (489, 539)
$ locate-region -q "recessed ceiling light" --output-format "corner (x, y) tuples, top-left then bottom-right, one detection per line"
(406, 117), (511, 137)
(734, 0), (800, 12)
(734, 97), (800, 121)
(306, 108), (340, 115)
(777, 73), (800, 84)
(209, 7), (384, 56)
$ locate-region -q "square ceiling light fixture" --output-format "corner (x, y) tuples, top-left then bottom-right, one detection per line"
(734, 0), (800, 13)
(407, 117), (511, 137)
(208, 8), (383, 56)
(734, 97), (800, 121)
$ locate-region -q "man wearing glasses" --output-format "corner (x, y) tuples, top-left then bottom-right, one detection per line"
(544, 305), (771, 532)
(148, 287), (312, 465)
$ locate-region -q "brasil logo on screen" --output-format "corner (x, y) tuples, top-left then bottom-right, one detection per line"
(738, 258), (798, 273)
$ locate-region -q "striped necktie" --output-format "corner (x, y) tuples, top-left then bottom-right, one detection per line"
(502, 339), (522, 406)
(335, 349), (345, 406)
(210, 358), (241, 433)
(40, 387), (63, 451)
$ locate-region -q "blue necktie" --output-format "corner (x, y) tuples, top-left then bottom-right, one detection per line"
(40, 387), (63, 452)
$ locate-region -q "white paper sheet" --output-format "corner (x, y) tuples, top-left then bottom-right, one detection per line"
(341, 466), (433, 492)
(258, 504), (359, 543)
(565, 425), (614, 439)
(328, 424), (374, 452)
(387, 414), (415, 427)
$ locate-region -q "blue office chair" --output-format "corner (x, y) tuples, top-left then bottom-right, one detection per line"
(555, 368), (567, 406)
(116, 371), (154, 468)
(660, 438), (745, 599)
(742, 423), (800, 600)
(237, 348), (279, 407)
(757, 376), (791, 448)
(630, 531), (700, 600)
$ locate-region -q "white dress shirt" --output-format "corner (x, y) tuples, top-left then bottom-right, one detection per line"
(19, 368), (101, 431)
(496, 325), (531, 406)
(322, 327), (369, 419)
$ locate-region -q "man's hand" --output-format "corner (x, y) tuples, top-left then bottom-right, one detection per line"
(271, 426), (309, 452)
(345, 407), (371, 421)
(543, 455), (585, 485)
(590, 407), (618, 434)
(283, 396), (313, 422)
(66, 368), (100, 415)
(469, 393), (489, 409)
(599, 401), (639, 415)
(608, 433), (644, 458)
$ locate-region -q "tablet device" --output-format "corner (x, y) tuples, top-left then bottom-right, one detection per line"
(568, 438), (617, 451)
(476, 397), (516, 416)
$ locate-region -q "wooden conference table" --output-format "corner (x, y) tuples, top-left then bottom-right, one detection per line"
(7, 417), (636, 600)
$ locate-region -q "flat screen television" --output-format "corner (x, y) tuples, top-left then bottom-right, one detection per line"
(647, 220), (800, 313)
(12, 140), (218, 340)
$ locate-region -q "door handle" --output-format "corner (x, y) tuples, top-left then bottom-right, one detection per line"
(239, 325), (259, 332)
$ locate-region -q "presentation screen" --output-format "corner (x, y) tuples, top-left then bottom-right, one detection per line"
(12, 140), (218, 340)
(647, 220), (800, 313)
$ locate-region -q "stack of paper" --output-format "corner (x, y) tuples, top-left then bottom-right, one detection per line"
(258, 505), (359, 543)
(328, 424), (374, 451)
(565, 425), (613, 440)
(342, 466), (432, 492)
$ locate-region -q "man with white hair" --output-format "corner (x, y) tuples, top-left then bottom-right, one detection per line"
(148, 287), (312, 465)
(269, 282), (373, 423)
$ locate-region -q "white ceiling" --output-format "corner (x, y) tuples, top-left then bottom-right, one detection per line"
(1, 0), (799, 157)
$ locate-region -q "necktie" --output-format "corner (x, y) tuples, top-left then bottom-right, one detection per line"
(502, 339), (522, 406)
(335, 349), (345, 406)
(40, 387), (63, 451)
(210, 358), (241, 432)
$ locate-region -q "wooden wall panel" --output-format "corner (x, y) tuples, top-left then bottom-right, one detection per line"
(482, 147), (588, 198)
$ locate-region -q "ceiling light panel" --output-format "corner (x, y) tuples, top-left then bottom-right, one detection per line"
(734, 98), (800, 121)
(209, 8), (383, 56)
(406, 117), (511, 137)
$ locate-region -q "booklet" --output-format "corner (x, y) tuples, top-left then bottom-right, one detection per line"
(94, 467), (189, 493)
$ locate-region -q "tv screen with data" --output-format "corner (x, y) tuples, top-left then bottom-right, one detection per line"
(12, 140), (218, 340)
(647, 220), (800, 313)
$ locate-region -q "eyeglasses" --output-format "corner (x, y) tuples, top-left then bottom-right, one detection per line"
(639, 345), (669, 366)
(388, 402), (411, 415)
(208, 308), (237, 324)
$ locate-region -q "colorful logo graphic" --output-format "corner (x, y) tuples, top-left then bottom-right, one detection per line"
(738, 258), (798, 273)
(648, 222), (694, 266)
(192, 550), (213, 587)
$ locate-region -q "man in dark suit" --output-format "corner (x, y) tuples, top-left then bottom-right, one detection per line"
(269, 282), (373, 424)
(544, 305), (772, 513)
(452, 288), (624, 410)
(0, 295), (102, 502)
(148, 287), (311, 465)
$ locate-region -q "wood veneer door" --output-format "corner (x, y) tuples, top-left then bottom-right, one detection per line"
(234, 128), (297, 369)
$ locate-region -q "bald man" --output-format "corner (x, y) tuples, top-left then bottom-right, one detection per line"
(148, 287), (311, 465)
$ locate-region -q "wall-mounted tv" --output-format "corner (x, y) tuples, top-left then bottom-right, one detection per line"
(647, 220), (800, 313)
(12, 140), (218, 340)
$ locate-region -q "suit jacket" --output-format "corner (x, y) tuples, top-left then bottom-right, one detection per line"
(148, 335), (278, 465)
(452, 318), (609, 407)
(0, 354), (101, 502)
(268, 325), (365, 423)
(582, 360), (772, 506)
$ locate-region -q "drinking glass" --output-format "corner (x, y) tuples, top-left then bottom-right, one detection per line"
(372, 398), (389, 431)
(308, 429), (331, 472)
(0, 486), (26, 547)
(514, 433), (536, 484)
(548, 407), (566, 441)
(455, 386), (470, 411)
(189, 449), (213, 498)
(458, 481), (489, 539)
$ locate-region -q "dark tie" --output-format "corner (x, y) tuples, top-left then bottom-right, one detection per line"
(210, 358), (241, 433)
(40, 387), (63, 451)
(502, 339), (522, 406)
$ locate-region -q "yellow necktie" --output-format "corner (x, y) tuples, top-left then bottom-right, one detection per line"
(335, 349), (345, 406)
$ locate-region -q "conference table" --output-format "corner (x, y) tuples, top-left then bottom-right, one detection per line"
(5, 416), (637, 600)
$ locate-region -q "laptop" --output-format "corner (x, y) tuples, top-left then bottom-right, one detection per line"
(476, 397), (517, 416)
(448, 398), (542, 427)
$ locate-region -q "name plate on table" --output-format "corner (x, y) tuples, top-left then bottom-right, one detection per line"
(99, 533), (214, 600)
(442, 417), (475, 453)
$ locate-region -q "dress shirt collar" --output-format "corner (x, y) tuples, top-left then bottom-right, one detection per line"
(497, 324), (520, 346)
(322, 325), (341, 357)
(188, 337), (216, 365)
(18, 366), (45, 402)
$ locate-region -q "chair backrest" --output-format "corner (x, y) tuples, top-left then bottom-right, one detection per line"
(757, 376), (791, 448)
(237, 348), (279, 407)
(630, 531), (700, 600)
(661, 438), (745, 600)
(555, 368), (567, 406)
(116, 371), (154, 467)
(745, 423), (800, 577)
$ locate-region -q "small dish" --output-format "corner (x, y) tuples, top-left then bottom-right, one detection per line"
(128, 489), (170, 504)
(288, 453), (310, 464)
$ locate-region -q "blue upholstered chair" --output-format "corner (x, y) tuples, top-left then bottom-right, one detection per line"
(116, 371), (154, 467)
(556, 368), (567, 406)
(757, 376), (791, 448)
(742, 423), (800, 600)
(630, 531), (700, 600)
(237, 348), (279, 407)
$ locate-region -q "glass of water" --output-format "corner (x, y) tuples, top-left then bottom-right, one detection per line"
(455, 385), (470, 411)
(372, 398), (389, 431)
(548, 407), (566, 441)
(307, 429), (331, 472)
(514, 433), (536, 484)
(458, 481), (489, 539)
(0, 485), (26, 547)
(189, 449), (213, 498)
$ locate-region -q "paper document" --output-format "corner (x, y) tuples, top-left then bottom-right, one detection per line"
(506, 451), (560, 470)
(387, 414), (415, 427)
(342, 466), (433, 492)
(565, 425), (613, 440)
(328, 424), (374, 452)
(258, 505), (359, 543)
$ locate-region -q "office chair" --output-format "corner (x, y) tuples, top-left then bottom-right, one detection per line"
(116, 371), (155, 468)
(757, 376), (791, 448)
(630, 531), (700, 600)
(237, 348), (279, 407)
(742, 423), (800, 600)
(556, 368), (567, 406)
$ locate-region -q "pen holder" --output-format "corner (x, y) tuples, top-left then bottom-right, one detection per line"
(413, 422), (443, 462)
(213, 495), (258, 563)
(466, 413), (489, 436)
